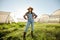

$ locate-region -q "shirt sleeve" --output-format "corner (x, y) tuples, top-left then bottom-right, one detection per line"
(33, 12), (37, 18)
(23, 12), (28, 19)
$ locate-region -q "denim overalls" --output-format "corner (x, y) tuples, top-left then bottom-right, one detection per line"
(24, 12), (34, 32)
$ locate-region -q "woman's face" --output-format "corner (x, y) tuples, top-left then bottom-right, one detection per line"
(28, 9), (33, 12)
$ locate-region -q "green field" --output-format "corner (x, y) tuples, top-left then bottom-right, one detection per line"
(0, 22), (60, 40)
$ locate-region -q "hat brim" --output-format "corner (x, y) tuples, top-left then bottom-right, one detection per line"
(27, 8), (33, 10)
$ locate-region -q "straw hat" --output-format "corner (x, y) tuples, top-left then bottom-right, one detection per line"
(27, 7), (33, 10)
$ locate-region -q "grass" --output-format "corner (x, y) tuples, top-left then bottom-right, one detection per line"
(0, 22), (60, 40)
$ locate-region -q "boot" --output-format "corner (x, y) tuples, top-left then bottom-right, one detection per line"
(31, 31), (34, 38)
(23, 32), (26, 39)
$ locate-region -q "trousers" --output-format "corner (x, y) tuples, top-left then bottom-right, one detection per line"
(24, 20), (34, 32)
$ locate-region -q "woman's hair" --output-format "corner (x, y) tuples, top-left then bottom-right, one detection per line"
(27, 11), (33, 14)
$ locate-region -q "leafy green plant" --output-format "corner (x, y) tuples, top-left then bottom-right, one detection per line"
(0, 22), (60, 40)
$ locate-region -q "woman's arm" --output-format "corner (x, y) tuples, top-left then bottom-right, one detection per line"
(33, 13), (37, 19)
(34, 14), (37, 18)
(23, 15), (26, 19)
(23, 13), (28, 20)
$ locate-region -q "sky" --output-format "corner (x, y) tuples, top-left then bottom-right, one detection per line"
(0, 0), (60, 18)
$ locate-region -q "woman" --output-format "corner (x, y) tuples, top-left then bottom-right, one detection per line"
(23, 7), (37, 38)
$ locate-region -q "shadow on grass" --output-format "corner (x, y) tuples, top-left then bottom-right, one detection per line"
(32, 35), (38, 40)
(56, 33), (60, 40)
(7, 36), (20, 40)
(23, 38), (26, 40)
(27, 33), (38, 40)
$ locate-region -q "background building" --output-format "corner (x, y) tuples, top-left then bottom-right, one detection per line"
(39, 9), (60, 23)
(0, 11), (14, 23)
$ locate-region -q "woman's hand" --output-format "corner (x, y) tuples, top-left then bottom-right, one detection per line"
(33, 17), (35, 19)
